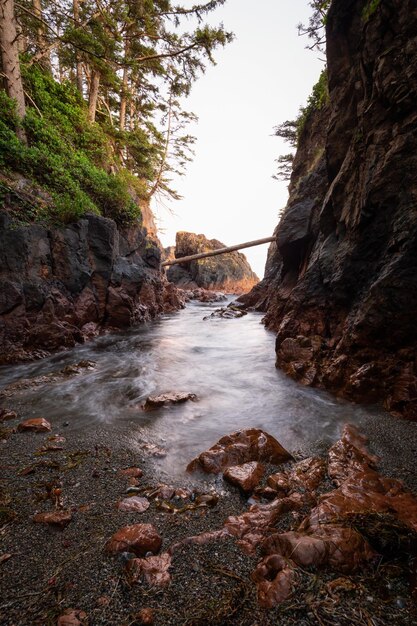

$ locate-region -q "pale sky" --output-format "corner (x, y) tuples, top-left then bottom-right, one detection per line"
(153, 0), (324, 278)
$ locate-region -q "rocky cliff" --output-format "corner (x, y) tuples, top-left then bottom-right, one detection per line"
(0, 207), (183, 364)
(240, 0), (417, 419)
(165, 231), (259, 294)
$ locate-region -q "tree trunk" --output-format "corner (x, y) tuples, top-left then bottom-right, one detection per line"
(32, 0), (51, 71)
(0, 0), (27, 141)
(119, 34), (131, 130)
(162, 237), (276, 267)
(73, 0), (83, 94)
(88, 69), (100, 122)
(148, 92), (173, 198)
(119, 66), (128, 131)
(129, 95), (135, 131)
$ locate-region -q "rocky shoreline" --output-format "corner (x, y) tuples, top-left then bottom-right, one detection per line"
(0, 210), (186, 367)
(1, 401), (417, 625)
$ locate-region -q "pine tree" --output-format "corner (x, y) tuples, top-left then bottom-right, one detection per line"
(0, 0), (27, 140)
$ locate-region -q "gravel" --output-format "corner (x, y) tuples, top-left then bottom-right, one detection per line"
(0, 409), (417, 626)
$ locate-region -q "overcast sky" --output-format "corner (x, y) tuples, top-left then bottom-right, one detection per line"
(153, 0), (324, 278)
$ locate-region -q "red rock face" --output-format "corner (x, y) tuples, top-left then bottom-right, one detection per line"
(105, 524), (162, 557)
(17, 418), (51, 432)
(224, 493), (306, 555)
(261, 528), (375, 573)
(181, 425), (417, 609)
(187, 429), (293, 474)
(247, 424), (417, 606)
(223, 461), (265, 494)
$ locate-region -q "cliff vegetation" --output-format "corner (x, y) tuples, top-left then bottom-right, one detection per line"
(0, 0), (232, 225)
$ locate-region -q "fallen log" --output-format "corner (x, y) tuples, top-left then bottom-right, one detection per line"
(162, 236), (275, 267)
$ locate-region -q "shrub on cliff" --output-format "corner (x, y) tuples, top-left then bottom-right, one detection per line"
(273, 69), (328, 181)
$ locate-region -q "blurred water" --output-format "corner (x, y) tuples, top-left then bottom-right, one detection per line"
(0, 299), (388, 477)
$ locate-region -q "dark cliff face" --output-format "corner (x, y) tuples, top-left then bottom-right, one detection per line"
(0, 212), (183, 363)
(241, 0), (417, 419)
(165, 231), (259, 294)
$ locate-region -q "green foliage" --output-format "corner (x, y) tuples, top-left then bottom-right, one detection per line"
(273, 121), (298, 149)
(0, 66), (140, 224)
(273, 154), (294, 182)
(295, 68), (329, 140)
(297, 1), (331, 52)
(273, 69), (328, 182)
(1, 0), (233, 222)
(362, 0), (381, 21)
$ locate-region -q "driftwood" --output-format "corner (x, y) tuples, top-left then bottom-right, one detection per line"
(162, 236), (275, 267)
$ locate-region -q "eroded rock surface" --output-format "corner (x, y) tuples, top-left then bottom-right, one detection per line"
(126, 553), (172, 587)
(266, 457), (326, 495)
(183, 424), (417, 609)
(0, 212), (184, 364)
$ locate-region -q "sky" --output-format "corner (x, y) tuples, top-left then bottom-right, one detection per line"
(153, 0), (324, 278)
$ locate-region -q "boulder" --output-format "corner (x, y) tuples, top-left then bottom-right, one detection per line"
(106, 524), (162, 557)
(126, 553), (172, 587)
(17, 418), (51, 433)
(33, 510), (72, 528)
(223, 462), (265, 494)
(165, 232), (258, 294)
(143, 392), (197, 411)
(187, 428), (293, 474)
(117, 497), (150, 513)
